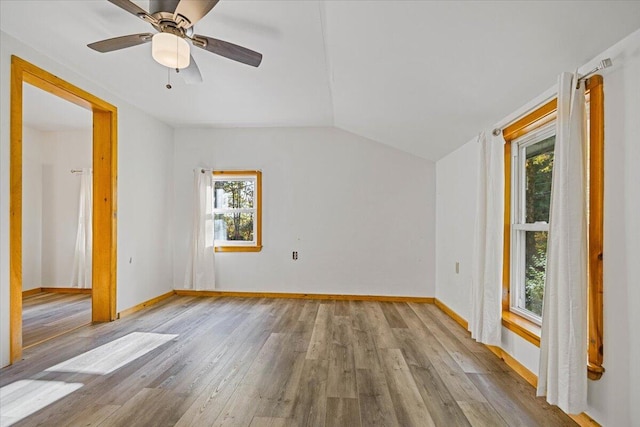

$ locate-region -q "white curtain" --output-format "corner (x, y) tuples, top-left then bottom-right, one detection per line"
(70, 168), (92, 288)
(469, 131), (505, 346)
(537, 72), (588, 414)
(184, 168), (216, 290)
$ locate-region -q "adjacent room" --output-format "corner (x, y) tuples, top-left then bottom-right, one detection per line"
(1, 1), (639, 426)
(20, 83), (94, 349)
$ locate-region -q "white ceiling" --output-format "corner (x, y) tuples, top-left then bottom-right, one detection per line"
(2, 1), (640, 160)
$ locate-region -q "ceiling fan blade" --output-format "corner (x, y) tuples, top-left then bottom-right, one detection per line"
(179, 56), (203, 84)
(108, 0), (157, 24)
(88, 33), (153, 53)
(174, 0), (220, 28)
(192, 35), (262, 67)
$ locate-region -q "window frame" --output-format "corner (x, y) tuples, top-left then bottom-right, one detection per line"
(502, 75), (604, 380)
(212, 170), (263, 253)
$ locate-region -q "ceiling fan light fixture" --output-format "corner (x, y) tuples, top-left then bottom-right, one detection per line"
(152, 33), (190, 69)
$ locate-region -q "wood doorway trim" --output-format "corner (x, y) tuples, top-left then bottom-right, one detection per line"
(10, 56), (118, 364)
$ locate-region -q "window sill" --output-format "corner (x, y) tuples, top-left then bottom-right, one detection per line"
(502, 310), (541, 347)
(502, 311), (604, 380)
(215, 246), (262, 253)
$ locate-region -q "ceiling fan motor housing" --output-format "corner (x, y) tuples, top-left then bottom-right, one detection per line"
(151, 12), (193, 39)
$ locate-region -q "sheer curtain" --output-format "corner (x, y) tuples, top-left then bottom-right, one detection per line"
(184, 168), (216, 290)
(469, 131), (505, 346)
(537, 72), (588, 414)
(70, 168), (92, 288)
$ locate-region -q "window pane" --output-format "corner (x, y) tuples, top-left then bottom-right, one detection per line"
(524, 230), (547, 317)
(214, 213), (254, 242)
(214, 180), (255, 209)
(525, 136), (554, 223)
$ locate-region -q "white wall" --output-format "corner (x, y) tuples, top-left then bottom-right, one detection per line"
(116, 106), (174, 310)
(435, 29), (640, 426)
(40, 130), (91, 288)
(173, 127), (436, 297)
(435, 140), (478, 318)
(22, 126), (44, 291)
(23, 127), (92, 290)
(0, 31), (175, 367)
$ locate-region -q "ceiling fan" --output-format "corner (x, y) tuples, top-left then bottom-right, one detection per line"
(88, 0), (263, 85)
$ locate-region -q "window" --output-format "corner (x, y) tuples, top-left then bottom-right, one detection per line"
(212, 170), (262, 252)
(510, 124), (555, 323)
(502, 76), (604, 380)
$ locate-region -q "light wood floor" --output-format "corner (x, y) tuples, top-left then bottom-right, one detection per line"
(22, 292), (92, 348)
(2, 296), (576, 426)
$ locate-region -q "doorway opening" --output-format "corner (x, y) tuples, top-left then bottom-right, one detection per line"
(21, 83), (93, 348)
(10, 56), (118, 364)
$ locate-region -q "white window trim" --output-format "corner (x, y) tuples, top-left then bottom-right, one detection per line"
(509, 122), (555, 325)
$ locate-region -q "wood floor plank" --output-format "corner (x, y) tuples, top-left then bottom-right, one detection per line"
(249, 417), (289, 427)
(356, 368), (400, 427)
(363, 303), (398, 349)
(148, 301), (259, 394)
(1, 297), (578, 427)
(16, 344), (181, 426)
(22, 292), (91, 348)
(298, 300), (320, 323)
(213, 331), (304, 426)
(97, 387), (183, 427)
(254, 337), (307, 418)
(172, 334), (269, 427)
(457, 401), (509, 427)
(350, 301), (380, 370)
(413, 303), (509, 374)
(173, 303), (277, 426)
(57, 403), (120, 427)
(392, 327), (433, 369)
(28, 299), (238, 426)
(271, 299), (305, 334)
(0, 379), (83, 426)
(1, 299), (193, 387)
(468, 372), (578, 427)
(394, 304), (488, 403)
(408, 304), (489, 374)
(289, 358), (328, 427)
(325, 397), (361, 427)
(379, 348), (436, 427)
(334, 300), (351, 317)
(306, 303), (333, 360)
(422, 302), (512, 373)
(408, 364), (472, 427)
(379, 302), (408, 329)
(326, 315), (357, 398)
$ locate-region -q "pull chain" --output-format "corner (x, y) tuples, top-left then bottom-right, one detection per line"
(165, 36), (183, 89)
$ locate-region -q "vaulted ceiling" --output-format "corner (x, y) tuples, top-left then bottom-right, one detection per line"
(2, 1), (640, 160)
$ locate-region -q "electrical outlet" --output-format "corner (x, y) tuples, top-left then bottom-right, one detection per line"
(292, 251), (298, 260)
(455, 262), (460, 274)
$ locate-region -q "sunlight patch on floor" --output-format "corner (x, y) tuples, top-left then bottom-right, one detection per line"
(0, 380), (83, 427)
(0, 332), (179, 426)
(45, 332), (178, 375)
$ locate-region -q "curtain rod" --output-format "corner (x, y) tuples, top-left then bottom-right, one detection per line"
(577, 58), (612, 87)
(492, 58), (612, 137)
